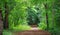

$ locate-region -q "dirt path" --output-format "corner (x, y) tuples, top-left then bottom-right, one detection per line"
(14, 30), (51, 35)
(31, 27), (39, 30)
(13, 26), (51, 35)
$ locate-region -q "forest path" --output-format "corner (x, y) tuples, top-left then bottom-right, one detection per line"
(30, 25), (39, 30)
(31, 27), (39, 30)
(13, 25), (51, 35)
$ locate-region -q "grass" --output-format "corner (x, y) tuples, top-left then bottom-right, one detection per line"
(3, 25), (31, 35)
(3, 30), (14, 35)
(10, 25), (31, 31)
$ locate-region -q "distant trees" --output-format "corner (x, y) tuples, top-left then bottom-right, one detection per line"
(27, 7), (40, 25)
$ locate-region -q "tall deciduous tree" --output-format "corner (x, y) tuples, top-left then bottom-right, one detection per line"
(4, 0), (16, 29)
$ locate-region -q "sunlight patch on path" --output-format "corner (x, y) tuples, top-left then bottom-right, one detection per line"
(31, 27), (39, 30)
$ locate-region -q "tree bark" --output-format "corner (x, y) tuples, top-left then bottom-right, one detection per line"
(0, 9), (3, 35)
(46, 11), (49, 31)
(3, 2), (9, 29)
(44, 3), (49, 31)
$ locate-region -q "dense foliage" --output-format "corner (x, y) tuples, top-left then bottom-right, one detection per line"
(1, 0), (60, 35)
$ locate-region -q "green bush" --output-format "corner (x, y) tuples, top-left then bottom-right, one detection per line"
(3, 30), (13, 35)
(38, 23), (47, 30)
(10, 25), (31, 31)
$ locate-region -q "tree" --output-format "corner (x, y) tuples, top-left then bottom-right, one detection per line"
(0, 8), (3, 35)
(3, 0), (16, 29)
(0, 0), (4, 35)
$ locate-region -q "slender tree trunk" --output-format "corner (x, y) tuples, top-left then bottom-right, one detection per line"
(3, 2), (9, 29)
(51, 1), (56, 35)
(44, 3), (49, 31)
(0, 9), (3, 35)
(46, 11), (49, 31)
(52, 1), (55, 31)
(52, 11), (54, 29)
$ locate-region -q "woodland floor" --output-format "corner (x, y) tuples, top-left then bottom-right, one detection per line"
(13, 25), (51, 35)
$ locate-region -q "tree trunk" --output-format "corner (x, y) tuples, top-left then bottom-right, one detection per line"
(44, 3), (49, 31)
(3, 2), (9, 29)
(0, 9), (3, 35)
(46, 11), (49, 30)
